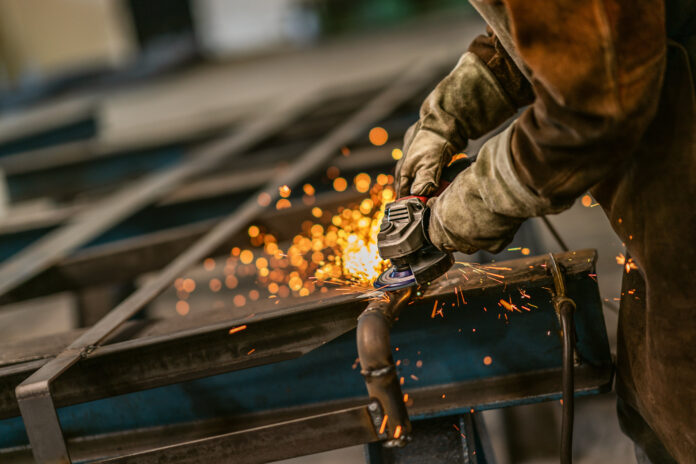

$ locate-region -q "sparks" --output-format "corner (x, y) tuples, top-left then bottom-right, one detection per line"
(616, 253), (638, 273)
(379, 415), (389, 435)
(499, 298), (518, 312)
(447, 153), (468, 166)
(228, 325), (247, 335)
(431, 300), (439, 318)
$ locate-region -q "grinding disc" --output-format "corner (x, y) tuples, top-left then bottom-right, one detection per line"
(374, 266), (417, 290)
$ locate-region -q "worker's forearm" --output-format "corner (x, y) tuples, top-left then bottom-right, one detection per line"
(467, 26), (534, 109)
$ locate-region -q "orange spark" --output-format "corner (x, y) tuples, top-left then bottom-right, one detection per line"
(431, 300), (439, 318)
(228, 325), (247, 335)
(499, 299), (514, 311)
(447, 153), (468, 166)
(379, 415), (389, 435)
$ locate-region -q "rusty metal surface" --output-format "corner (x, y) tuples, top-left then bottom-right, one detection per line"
(0, 249), (612, 463)
(0, 364), (611, 463)
(358, 289), (413, 444)
(95, 405), (380, 464)
(0, 250), (601, 420)
(0, 292), (364, 420)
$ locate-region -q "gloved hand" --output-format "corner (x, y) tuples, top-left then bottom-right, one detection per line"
(396, 52), (518, 197)
(426, 124), (574, 254)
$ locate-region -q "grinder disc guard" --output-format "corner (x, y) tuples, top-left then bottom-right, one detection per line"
(374, 266), (417, 290)
(374, 246), (454, 291)
(374, 196), (454, 291)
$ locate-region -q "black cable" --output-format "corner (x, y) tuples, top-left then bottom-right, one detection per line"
(559, 301), (576, 464)
(541, 216), (570, 252)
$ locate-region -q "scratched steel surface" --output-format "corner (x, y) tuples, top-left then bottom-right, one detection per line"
(0, 252), (611, 458)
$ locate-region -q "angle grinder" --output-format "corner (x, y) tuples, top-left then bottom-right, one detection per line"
(375, 156), (473, 290)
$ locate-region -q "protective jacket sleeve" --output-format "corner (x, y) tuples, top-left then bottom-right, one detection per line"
(502, 0), (666, 203)
(428, 0), (667, 253)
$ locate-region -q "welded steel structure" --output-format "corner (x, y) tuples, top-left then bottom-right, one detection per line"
(0, 46), (612, 463)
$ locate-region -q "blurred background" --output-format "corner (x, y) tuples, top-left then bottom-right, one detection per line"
(0, 1), (634, 463)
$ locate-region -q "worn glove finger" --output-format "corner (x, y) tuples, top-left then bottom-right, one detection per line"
(394, 122), (419, 197)
(402, 121), (419, 154)
(397, 129), (456, 197)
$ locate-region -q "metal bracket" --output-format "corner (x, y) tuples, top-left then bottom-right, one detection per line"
(547, 253), (579, 364)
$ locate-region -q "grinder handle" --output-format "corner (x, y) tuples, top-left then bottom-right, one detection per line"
(431, 155), (474, 197)
(396, 157), (473, 203)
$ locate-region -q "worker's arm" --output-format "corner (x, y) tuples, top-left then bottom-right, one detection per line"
(427, 0), (666, 253)
(395, 28), (532, 197)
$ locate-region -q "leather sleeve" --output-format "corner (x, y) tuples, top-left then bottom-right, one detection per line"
(468, 26), (535, 108)
(501, 0), (667, 204)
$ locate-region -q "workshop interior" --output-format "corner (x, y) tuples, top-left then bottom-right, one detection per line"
(0, 1), (693, 463)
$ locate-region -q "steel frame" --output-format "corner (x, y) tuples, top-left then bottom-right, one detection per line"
(0, 250), (606, 417)
(0, 249), (611, 463)
(10, 54), (459, 464)
(0, 40), (613, 463)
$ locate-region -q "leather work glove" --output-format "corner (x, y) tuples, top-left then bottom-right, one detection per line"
(396, 52), (517, 197)
(426, 124), (573, 254)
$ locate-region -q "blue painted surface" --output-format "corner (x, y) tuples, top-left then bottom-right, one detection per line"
(0, 118), (96, 158)
(0, 271), (611, 450)
(7, 145), (185, 203)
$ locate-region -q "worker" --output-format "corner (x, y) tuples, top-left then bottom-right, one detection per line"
(395, 1), (695, 462)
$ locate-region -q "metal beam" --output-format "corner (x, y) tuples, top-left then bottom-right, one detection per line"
(0, 249), (601, 419)
(96, 405), (381, 464)
(2, 292), (366, 419)
(0, 250), (612, 462)
(0, 90), (320, 299)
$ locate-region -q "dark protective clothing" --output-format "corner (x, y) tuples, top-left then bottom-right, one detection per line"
(397, 0), (696, 461)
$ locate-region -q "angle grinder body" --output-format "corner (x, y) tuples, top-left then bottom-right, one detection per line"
(374, 156), (473, 290)
(375, 196), (453, 289)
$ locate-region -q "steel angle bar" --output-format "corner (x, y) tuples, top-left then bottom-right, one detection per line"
(0, 89), (318, 300)
(95, 405), (381, 464)
(15, 53), (459, 464)
(1, 292), (366, 419)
